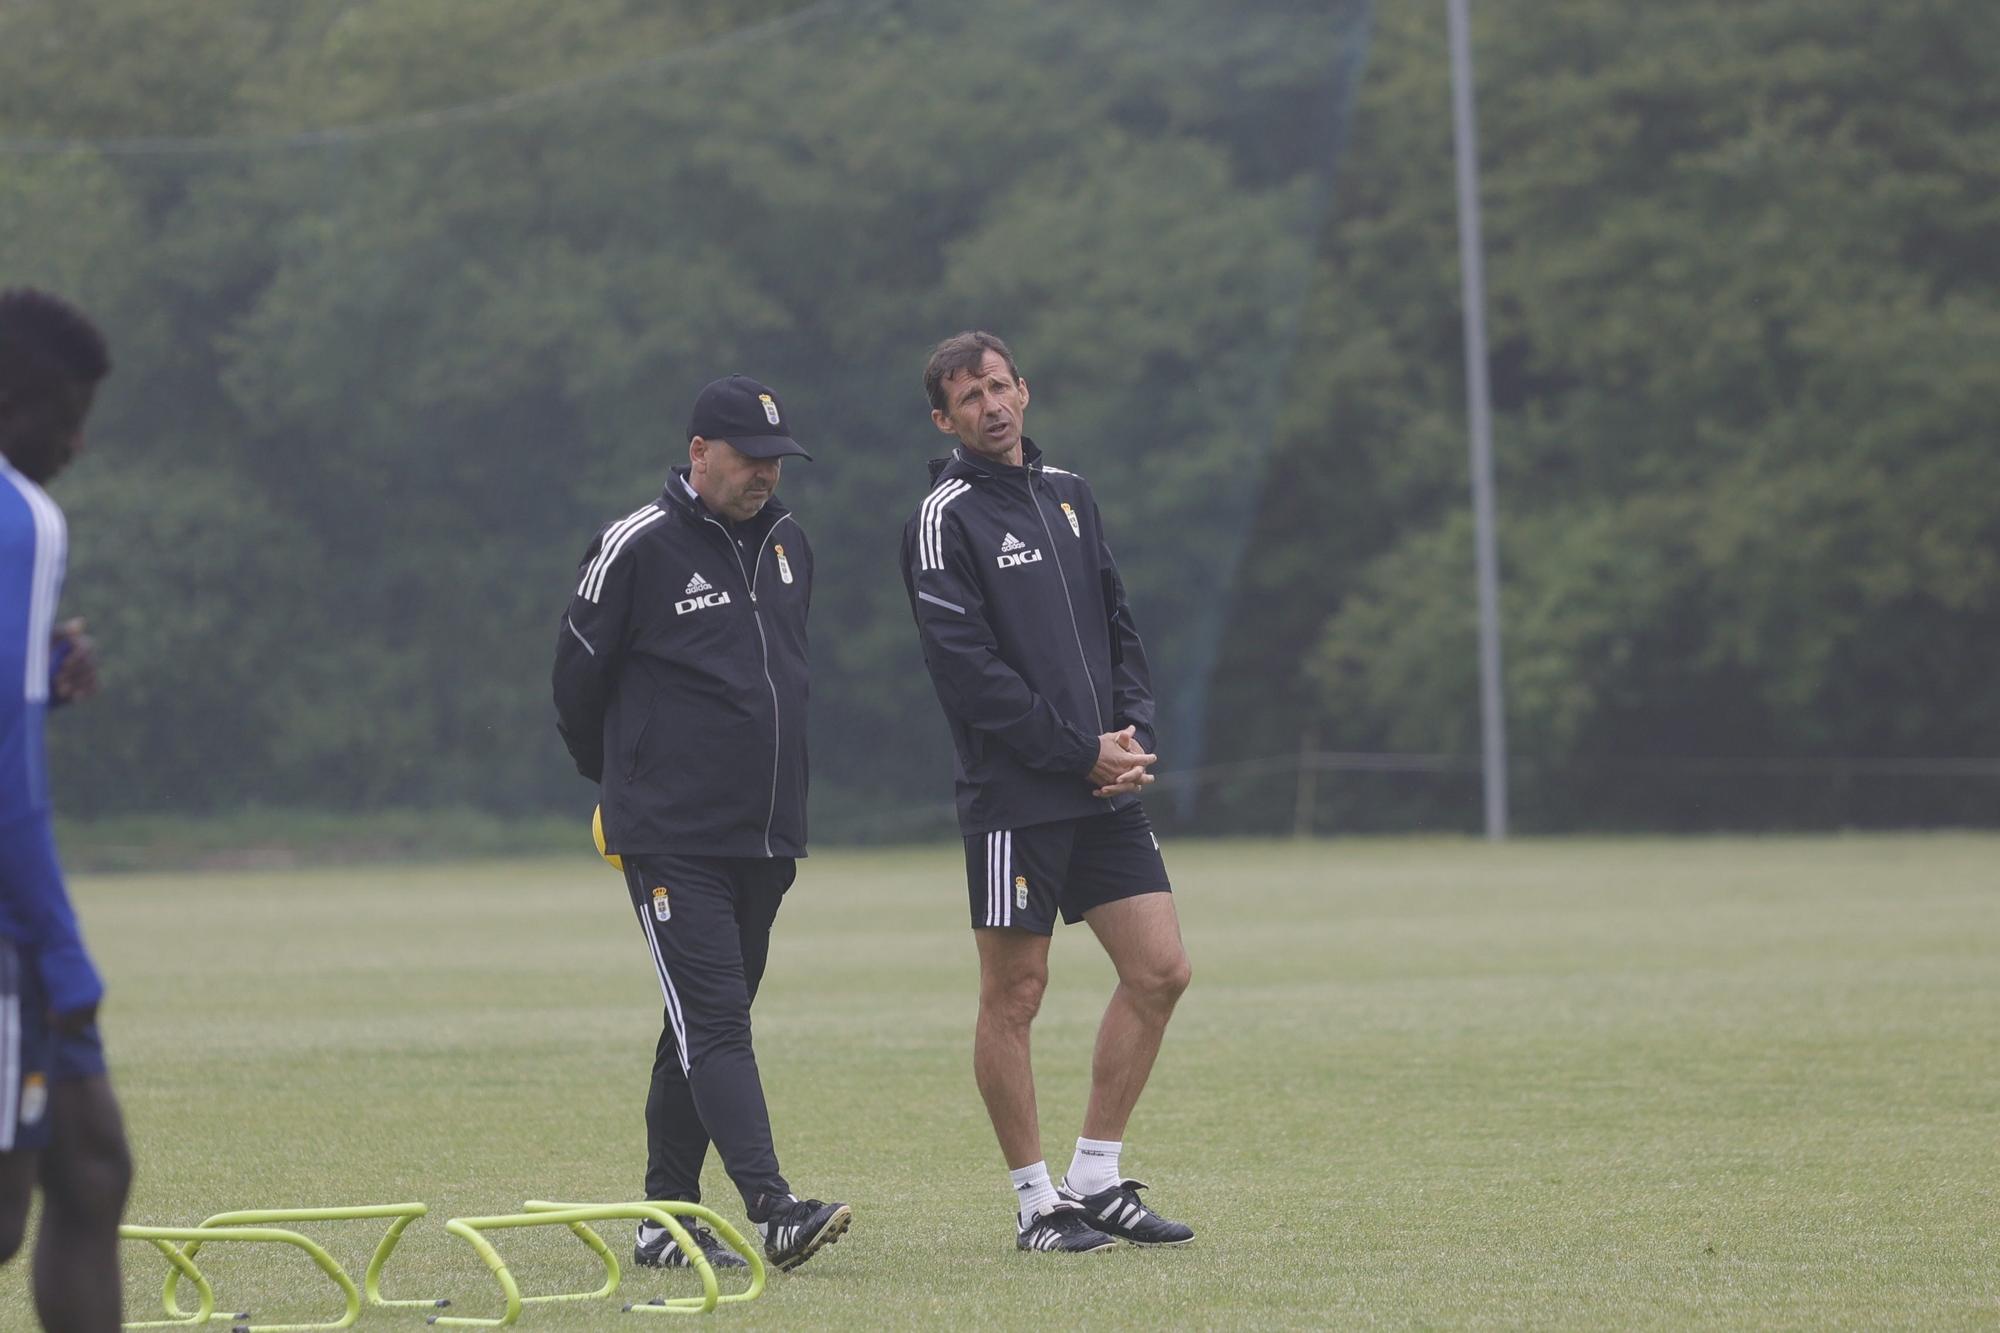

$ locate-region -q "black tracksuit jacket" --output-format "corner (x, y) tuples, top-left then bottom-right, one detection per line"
(901, 439), (1156, 835)
(554, 469), (811, 858)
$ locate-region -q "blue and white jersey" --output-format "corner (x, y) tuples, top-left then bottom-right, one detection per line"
(0, 457), (99, 1018)
(0, 458), (63, 817)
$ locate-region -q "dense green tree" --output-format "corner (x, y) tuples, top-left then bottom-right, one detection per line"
(1212, 0), (2000, 831)
(4, 0), (1362, 827)
(6, 0), (1993, 833)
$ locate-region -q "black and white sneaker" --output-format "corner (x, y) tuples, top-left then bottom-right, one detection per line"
(1015, 1200), (1118, 1254)
(633, 1221), (748, 1270)
(747, 1193), (852, 1272)
(1056, 1178), (1194, 1246)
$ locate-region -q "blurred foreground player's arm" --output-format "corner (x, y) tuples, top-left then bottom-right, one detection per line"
(552, 520), (639, 784)
(0, 820), (97, 1033)
(0, 460), (102, 1030)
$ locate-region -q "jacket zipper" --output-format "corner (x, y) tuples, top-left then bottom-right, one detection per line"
(701, 510), (792, 857)
(1028, 475), (1107, 735)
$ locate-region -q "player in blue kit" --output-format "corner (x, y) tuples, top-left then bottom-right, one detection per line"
(0, 288), (133, 1332)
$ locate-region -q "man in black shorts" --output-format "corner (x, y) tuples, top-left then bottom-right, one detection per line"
(900, 331), (1194, 1254)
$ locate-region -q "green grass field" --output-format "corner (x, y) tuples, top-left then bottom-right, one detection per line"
(3, 836), (1996, 1329)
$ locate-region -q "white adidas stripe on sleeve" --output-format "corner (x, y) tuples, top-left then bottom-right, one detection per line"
(579, 505), (665, 603)
(919, 480), (970, 572)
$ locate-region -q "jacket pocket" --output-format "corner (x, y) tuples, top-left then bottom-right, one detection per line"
(624, 696), (658, 781)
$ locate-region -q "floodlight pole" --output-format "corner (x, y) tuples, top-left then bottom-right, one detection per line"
(1447, 0), (1510, 839)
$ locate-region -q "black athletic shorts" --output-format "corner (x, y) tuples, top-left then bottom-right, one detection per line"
(963, 803), (1170, 935)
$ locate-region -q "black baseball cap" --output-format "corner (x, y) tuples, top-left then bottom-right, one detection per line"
(687, 374), (812, 460)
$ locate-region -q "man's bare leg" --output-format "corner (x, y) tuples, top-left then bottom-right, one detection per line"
(1050, 891), (1195, 1245)
(0, 1148), (37, 1265)
(1080, 892), (1191, 1142)
(974, 926), (1124, 1250)
(34, 1075), (132, 1333)
(972, 926), (1051, 1169)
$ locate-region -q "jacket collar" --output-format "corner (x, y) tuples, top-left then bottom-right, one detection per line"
(659, 465), (792, 530)
(927, 437), (1047, 485)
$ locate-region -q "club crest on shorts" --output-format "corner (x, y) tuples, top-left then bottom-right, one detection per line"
(758, 393), (782, 426)
(774, 543), (794, 584)
(19, 1073), (46, 1126)
(1014, 875), (1029, 910)
(1060, 502), (1080, 538)
(651, 886), (671, 922)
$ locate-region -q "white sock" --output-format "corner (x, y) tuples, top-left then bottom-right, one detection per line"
(638, 1221), (665, 1242)
(1066, 1136), (1123, 1196)
(1010, 1161), (1058, 1229)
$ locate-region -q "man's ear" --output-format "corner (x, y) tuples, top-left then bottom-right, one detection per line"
(930, 409), (957, 436)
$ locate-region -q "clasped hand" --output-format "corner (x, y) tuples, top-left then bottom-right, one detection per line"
(1089, 725), (1157, 798)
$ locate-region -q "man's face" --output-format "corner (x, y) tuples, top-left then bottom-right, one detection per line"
(689, 436), (782, 522)
(0, 385), (91, 485)
(932, 351), (1030, 464)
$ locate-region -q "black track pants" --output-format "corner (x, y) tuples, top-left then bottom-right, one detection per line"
(621, 853), (795, 1211)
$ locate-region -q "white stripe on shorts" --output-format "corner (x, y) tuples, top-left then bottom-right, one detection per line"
(1002, 830), (1014, 928)
(986, 832), (999, 926)
(982, 829), (1018, 928)
(0, 995), (18, 1150)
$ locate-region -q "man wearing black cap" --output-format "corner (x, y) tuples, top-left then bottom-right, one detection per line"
(553, 373), (851, 1274)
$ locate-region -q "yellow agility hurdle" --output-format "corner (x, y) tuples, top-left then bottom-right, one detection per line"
(431, 1200), (762, 1326)
(121, 1227), (223, 1330)
(156, 1202), (444, 1322)
(524, 1201), (764, 1315)
(121, 1223), (360, 1333)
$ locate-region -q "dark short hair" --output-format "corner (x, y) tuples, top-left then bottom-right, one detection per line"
(923, 330), (1021, 414)
(0, 288), (110, 387)
(0, 288), (111, 472)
